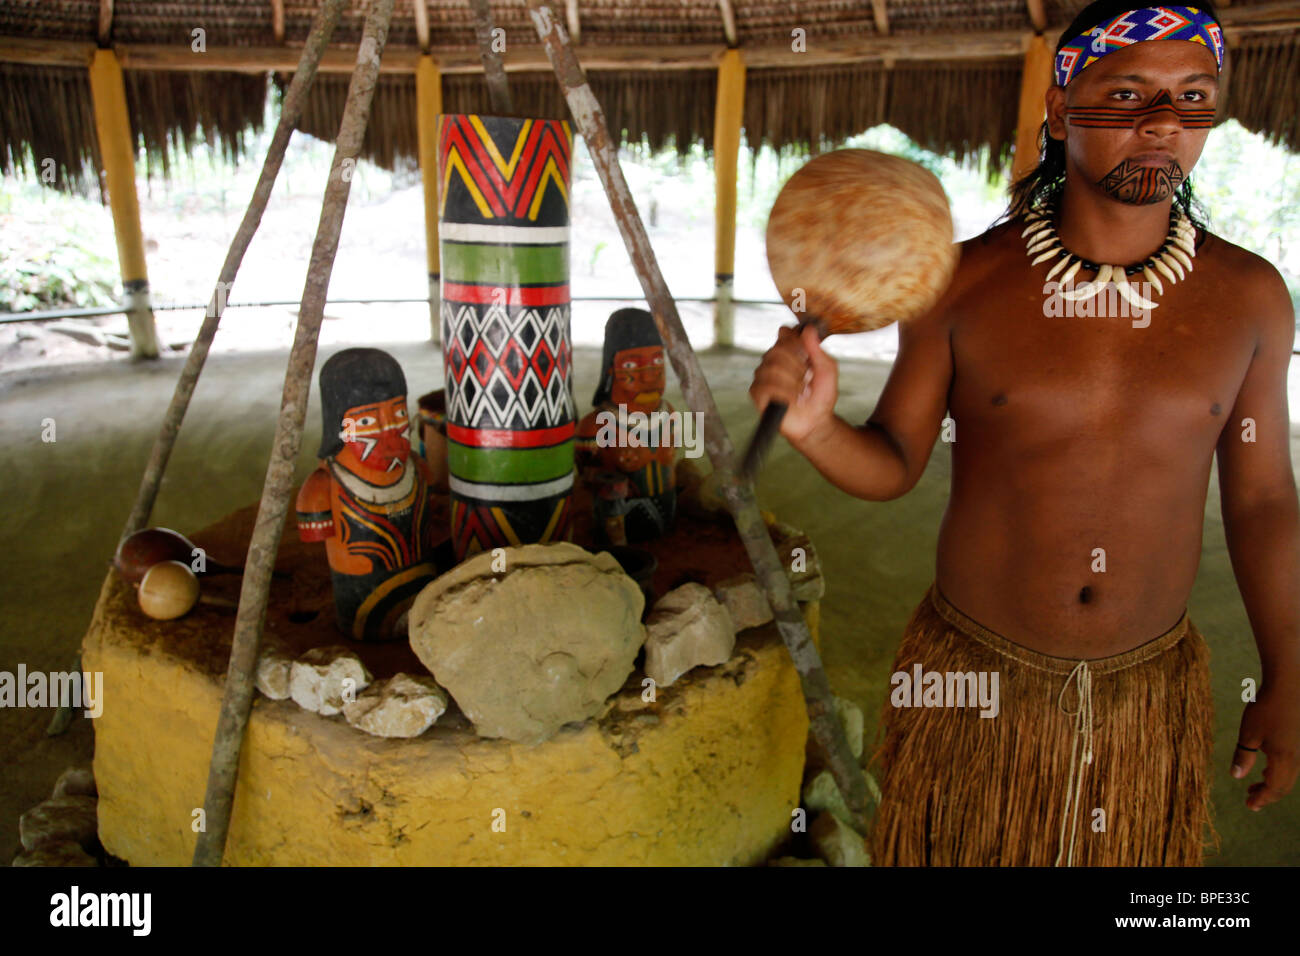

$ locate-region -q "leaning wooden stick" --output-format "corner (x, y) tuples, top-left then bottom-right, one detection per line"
(192, 0), (397, 868)
(469, 0), (513, 114)
(523, 0), (870, 827)
(120, 0), (350, 540)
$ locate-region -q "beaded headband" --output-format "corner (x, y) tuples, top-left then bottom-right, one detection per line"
(1054, 6), (1225, 87)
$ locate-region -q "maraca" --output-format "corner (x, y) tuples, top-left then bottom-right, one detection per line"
(742, 149), (959, 479)
(136, 560), (237, 620)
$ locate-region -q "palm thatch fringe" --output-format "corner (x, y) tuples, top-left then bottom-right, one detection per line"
(0, 65), (267, 196)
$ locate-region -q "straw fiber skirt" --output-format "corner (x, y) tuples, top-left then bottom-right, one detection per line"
(868, 583), (1215, 866)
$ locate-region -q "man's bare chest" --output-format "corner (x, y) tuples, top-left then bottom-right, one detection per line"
(946, 272), (1256, 448)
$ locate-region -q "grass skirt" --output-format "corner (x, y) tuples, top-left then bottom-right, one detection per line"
(868, 583), (1214, 866)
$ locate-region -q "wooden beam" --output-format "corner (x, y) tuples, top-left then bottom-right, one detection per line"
(713, 48), (744, 346)
(2, 6), (1295, 74)
(416, 54), (442, 343)
(717, 0), (738, 47)
(0, 34), (1023, 73)
(1012, 33), (1053, 182)
(271, 0), (285, 45)
(98, 0), (114, 46)
(413, 0), (430, 50)
(871, 0), (890, 36)
(566, 0), (581, 45)
(87, 49), (158, 359)
(1026, 0), (1047, 33)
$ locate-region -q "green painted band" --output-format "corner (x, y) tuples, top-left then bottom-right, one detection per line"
(448, 439), (575, 483)
(442, 242), (569, 286)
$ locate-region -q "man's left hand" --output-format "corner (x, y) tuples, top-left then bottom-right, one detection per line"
(1232, 687), (1300, 810)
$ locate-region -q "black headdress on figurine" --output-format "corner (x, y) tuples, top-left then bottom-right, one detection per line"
(592, 308), (664, 406)
(317, 348), (408, 459)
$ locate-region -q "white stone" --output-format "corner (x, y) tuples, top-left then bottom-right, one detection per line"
(289, 645), (372, 716)
(802, 769), (854, 827)
(255, 646), (294, 700)
(12, 841), (98, 867)
(834, 696), (865, 761)
(810, 812), (871, 867)
(409, 543), (646, 745)
(52, 766), (96, 799)
(771, 522), (825, 601)
(712, 573), (773, 632)
(644, 583), (736, 688)
(343, 673), (448, 738)
(19, 796), (98, 852)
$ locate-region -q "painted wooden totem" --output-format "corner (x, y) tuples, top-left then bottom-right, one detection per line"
(437, 114), (575, 559)
(296, 348), (439, 641)
(576, 309), (678, 545)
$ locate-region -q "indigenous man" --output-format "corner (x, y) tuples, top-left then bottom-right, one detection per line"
(750, 1), (1299, 865)
(297, 348), (439, 642)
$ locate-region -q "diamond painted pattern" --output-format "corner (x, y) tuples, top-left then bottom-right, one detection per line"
(443, 301), (574, 430)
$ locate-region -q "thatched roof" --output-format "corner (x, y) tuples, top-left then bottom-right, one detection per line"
(2, 1), (1297, 194)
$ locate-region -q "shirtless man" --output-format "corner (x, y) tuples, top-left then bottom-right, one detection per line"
(750, 0), (1299, 865)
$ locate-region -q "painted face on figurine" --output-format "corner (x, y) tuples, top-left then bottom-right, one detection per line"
(340, 396), (410, 472)
(609, 345), (666, 408)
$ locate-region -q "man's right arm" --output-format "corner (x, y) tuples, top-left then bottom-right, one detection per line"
(750, 293), (955, 502)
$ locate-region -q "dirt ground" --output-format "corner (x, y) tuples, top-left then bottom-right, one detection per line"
(2, 308), (1297, 865)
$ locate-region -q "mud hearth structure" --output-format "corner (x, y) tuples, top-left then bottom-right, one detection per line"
(82, 496), (818, 865)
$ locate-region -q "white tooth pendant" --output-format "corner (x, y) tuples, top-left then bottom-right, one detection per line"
(1024, 201), (1193, 312)
(1115, 269), (1156, 310)
(1046, 254), (1073, 282)
(1142, 264), (1164, 296)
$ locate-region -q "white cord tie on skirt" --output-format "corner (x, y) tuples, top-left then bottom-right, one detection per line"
(1056, 659), (1094, 867)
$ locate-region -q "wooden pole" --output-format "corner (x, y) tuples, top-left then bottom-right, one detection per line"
(716, 0), (737, 47)
(417, 53), (443, 344)
(97, 0), (114, 45)
(566, 0), (582, 44)
(523, 0), (870, 829)
(1012, 33), (1053, 182)
(413, 0), (431, 50)
(87, 48), (159, 360)
(713, 47), (744, 349)
(271, 0), (286, 45)
(1025, 0), (1047, 33)
(871, 0), (891, 35)
(192, 0), (397, 867)
(469, 0), (512, 113)
(121, 0), (351, 539)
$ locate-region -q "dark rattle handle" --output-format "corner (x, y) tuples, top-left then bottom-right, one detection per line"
(740, 401), (788, 481)
(740, 317), (826, 482)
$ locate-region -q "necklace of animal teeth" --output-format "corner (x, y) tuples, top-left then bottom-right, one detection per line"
(1022, 202), (1197, 310)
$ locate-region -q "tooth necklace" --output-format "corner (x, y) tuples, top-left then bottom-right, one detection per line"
(1022, 201), (1197, 310)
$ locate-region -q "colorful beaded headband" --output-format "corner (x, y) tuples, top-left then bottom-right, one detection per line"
(1054, 6), (1225, 87)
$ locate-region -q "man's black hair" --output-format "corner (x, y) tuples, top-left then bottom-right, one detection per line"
(1003, 0), (1222, 228)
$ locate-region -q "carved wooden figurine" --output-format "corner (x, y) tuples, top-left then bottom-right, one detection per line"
(296, 348), (438, 641)
(576, 309), (678, 544)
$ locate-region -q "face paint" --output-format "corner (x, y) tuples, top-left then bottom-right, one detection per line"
(340, 396), (411, 471)
(608, 345), (667, 408)
(1097, 158), (1187, 204)
(1066, 89), (1214, 129)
